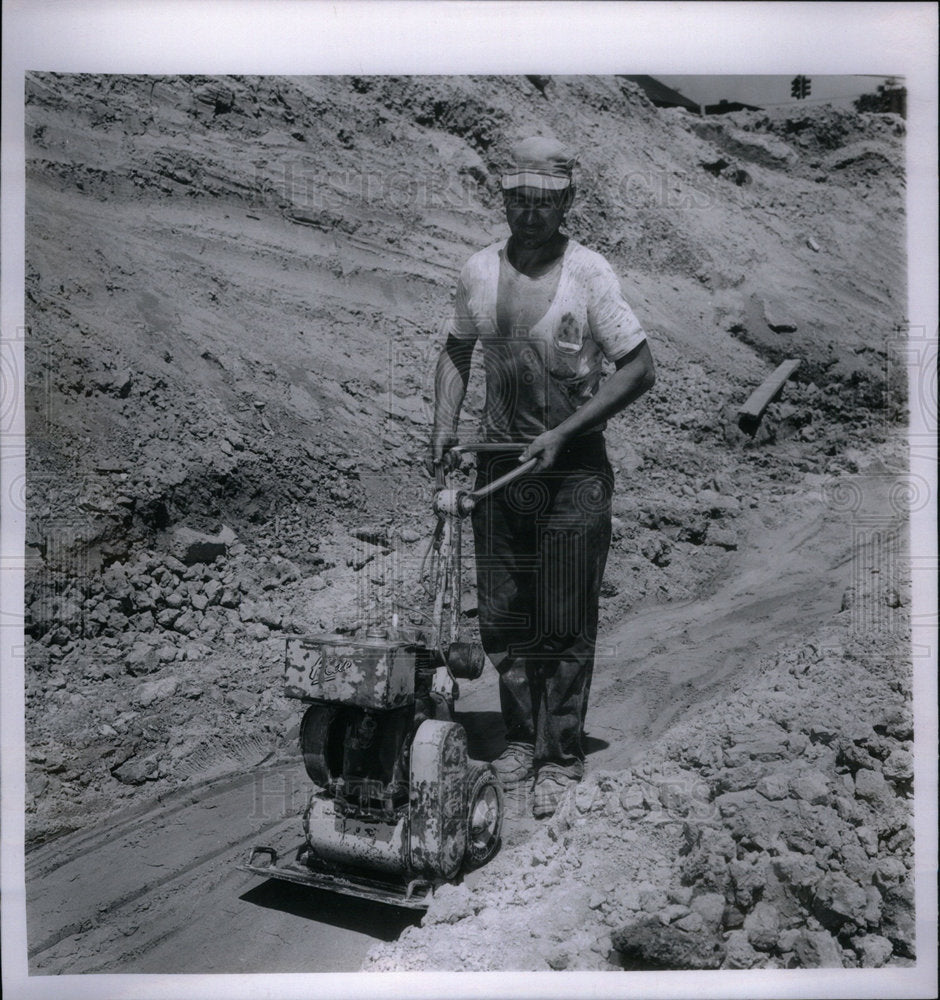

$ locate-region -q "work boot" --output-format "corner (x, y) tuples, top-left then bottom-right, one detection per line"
(490, 741), (535, 791)
(532, 764), (578, 819)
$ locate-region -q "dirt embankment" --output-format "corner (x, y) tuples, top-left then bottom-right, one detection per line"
(23, 74), (911, 970)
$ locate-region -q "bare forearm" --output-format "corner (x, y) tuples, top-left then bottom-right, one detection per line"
(433, 342), (471, 434)
(555, 342), (655, 442)
(430, 335), (475, 465)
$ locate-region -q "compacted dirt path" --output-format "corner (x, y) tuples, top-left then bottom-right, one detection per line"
(27, 760), (420, 973)
(26, 477), (870, 974)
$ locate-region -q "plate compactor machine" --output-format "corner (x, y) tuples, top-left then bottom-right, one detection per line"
(242, 445), (537, 909)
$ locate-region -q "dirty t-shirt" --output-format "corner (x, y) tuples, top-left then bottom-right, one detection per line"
(449, 239), (647, 443)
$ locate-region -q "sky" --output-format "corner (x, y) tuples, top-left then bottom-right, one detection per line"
(657, 74), (899, 111)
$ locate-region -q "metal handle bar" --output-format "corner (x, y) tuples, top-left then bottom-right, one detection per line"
(469, 456), (538, 503)
(437, 441), (526, 479)
(449, 442), (527, 456)
(433, 454), (538, 518)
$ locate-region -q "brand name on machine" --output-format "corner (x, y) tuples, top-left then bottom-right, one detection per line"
(307, 650), (354, 684)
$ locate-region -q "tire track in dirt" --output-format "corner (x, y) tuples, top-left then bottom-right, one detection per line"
(27, 759), (418, 973)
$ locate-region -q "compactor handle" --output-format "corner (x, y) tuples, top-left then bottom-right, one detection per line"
(450, 442), (527, 456)
(433, 455), (537, 518)
(438, 441), (525, 474)
(469, 457), (538, 502)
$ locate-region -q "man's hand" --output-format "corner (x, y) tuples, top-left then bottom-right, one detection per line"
(521, 428), (567, 472)
(428, 428), (458, 476)
(429, 334), (474, 477)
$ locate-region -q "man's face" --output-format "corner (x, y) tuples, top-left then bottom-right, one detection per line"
(503, 186), (572, 249)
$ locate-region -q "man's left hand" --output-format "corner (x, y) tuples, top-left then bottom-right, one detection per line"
(521, 428), (567, 472)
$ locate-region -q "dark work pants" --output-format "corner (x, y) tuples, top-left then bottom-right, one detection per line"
(471, 434), (613, 777)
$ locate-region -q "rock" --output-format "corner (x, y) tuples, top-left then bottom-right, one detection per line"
(808, 721), (837, 744)
(836, 739), (876, 772)
(812, 872), (869, 931)
(619, 784), (647, 816)
(877, 708), (913, 741)
(177, 678), (204, 699)
(125, 642), (160, 675)
(659, 904), (690, 924)
(789, 929), (844, 968)
(399, 527), (422, 543)
(776, 928), (800, 954)
(164, 590), (184, 609)
(641, 535), (670, 567)
(880, 884), (915, 958)
(728, 853), (773, 909)
(855, 825), (879, 856)
(675, 912), (704, 933)
(690, 892), (726, 932)
(162, 554), (188, 578)
(667, 886), (694, 906)
(706, 526), (738, 550)
(853, 933), (893, 968)
(423, 882), (473, 925)
(112, 756), (159, 785)
(226, 690), (257, 714)
(134, 676), (179, 708)
(174, 610), (198, 635)
(840, 840), (875, 884)
(873, 856), (907, 889)
(854, 767), (893, 806)
(255, 601), (282, 629)
(156, 608), (180, 628)
(611, 917), (725, 970)
(863, 885), (883, 928)
(167, 527), (228, 566)
(756, 772), (790, 800)
(27, 771), (50, 798)
(789, 770), (830, 804)
(217, 524), (238, 546)
(830, 794), (859, 825)
(771, 851), (823, 891)
(133, 611), (155, 632)
(696, 489), (741, 517)
(882, 748), (913, 783)
(744, 901), (780, 951)
(723, 929), (761, 969)
(546, 949), (570, 971)
(638, 886), (669, 913)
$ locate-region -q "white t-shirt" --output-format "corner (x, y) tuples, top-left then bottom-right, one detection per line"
(449, 239), (647, 442)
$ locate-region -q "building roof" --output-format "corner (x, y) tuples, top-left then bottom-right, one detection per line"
(620, 75), (700, 113)
(704, 98), (764, 115)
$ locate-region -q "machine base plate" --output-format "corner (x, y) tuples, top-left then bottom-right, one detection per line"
(240, 844), (434, 910)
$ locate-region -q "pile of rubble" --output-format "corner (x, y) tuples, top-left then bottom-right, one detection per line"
(366, 583), (913, 971)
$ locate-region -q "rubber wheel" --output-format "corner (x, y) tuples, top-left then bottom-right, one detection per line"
(464, 761), (503, 869)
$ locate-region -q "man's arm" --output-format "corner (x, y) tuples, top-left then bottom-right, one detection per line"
(521, 340), (655, 470)
(430, 333), (475, 467)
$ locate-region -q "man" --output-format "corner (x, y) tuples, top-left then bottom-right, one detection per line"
(431, 136), (655, 818)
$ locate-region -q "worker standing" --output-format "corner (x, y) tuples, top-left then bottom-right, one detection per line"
(431, 136), (655, 818)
